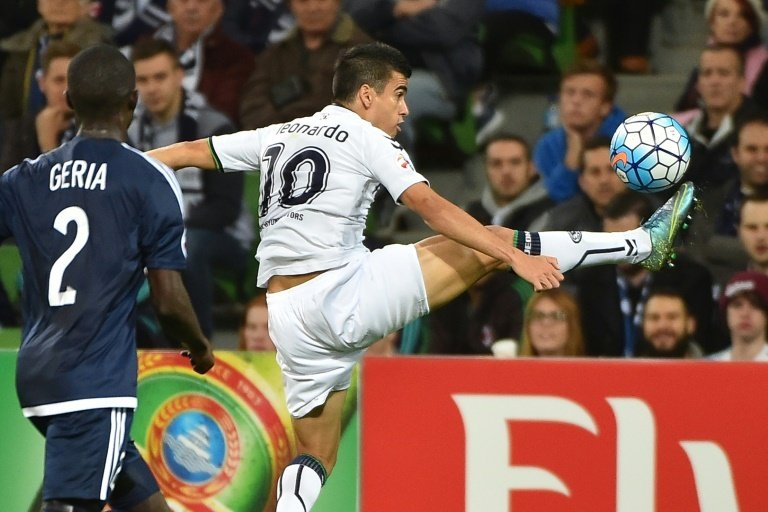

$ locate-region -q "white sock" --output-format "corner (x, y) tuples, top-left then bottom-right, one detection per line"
(276, 456), (326, 512)
(534, 229), (651, 272)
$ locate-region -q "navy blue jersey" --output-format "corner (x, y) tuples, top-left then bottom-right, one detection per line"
(0, 136), (186, 416)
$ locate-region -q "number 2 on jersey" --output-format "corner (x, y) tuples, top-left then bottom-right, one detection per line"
(49, 206), (89, 306)
(260, 143), (329, 217)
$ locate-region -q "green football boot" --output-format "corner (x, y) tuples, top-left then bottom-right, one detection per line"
(639, 181), (698, 271)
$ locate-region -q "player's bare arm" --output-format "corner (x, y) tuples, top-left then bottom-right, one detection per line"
(148, 268), (215, 374)
(400, 182), (563, 290)
(147, 138), (216, 171)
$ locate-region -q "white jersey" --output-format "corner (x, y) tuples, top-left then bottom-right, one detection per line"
(210, 105), (427, 287)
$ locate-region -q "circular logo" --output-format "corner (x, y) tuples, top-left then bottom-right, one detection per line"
(163, 410), (226, 484)
(568, 231), (583, 243)
(147, 394), (240, 501)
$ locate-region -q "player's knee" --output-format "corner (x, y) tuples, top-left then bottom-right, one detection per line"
(42, 499), (102, 512)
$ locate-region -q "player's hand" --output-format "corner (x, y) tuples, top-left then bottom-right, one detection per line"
(509, 253), (563, 292)
(181, 345), (215, 374)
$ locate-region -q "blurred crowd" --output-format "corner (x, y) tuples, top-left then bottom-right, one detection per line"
(2, 0), (768, 362)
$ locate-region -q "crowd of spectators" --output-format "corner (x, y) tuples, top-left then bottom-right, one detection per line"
(2, 0), (768, 362)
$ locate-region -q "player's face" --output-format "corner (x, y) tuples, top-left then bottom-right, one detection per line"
(697, 49), (744, 112)
(37, 0), (87, 30)
(485, 139), (535, 205)
(290, 0), (340, 36)
(710, 0), (753, 44)
(168, 0), (223, 37)
(733, 122), (768, 188)
(134, 53), (185, 119)
(369, 71), (409, 138)
(578, 146), (625, 210)
(528, 297), (569, 356)
(39, 56), (71, 109)
(642, 295), (693, 353)
(242, 305), (275, 352)
(727, 295), (768, 343)
(559, 74), (611, 132)
(739, 201), (768, 266)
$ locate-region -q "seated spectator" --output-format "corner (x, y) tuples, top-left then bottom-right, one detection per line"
(694, 115), (768, 284)
(519, 288), (585, 357)
(427, 272), (524, 355)
(93, 0), (169, 47)
(221, 0), (294, 54)
(676, 45), (764, 191)
(154, 0), (255, 126)
(35, 41), (80, 153)
(347, 0), (484, 154)
(533, 61), (626, 202)
(238, 294), (276, 351)
(464, 132), (553, 228)
(129, 38), (253, 337)
(529, 136), (627, 232)
(714, 114), (768, 235)
(711, 270), (768, 360)
(0, 40), (80, 171)
(676, 0), (768, 112)
(637, 288), (704, 358)
(0, 0), (112, 171)
(738, 194), (768, 276)
(239, 0), (372, 129)
(572, 192), (720, 356)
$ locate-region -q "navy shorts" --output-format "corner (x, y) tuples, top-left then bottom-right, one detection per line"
(31, 408), (160, 507)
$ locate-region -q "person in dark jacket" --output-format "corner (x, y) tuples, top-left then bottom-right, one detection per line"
(239, 0), (372, 129)
(129, 38), (253, 338)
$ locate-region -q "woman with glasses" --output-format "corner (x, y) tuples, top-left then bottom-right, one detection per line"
(520, 289), (586, 357)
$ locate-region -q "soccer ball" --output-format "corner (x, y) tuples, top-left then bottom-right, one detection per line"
(609, 112), (691, 193)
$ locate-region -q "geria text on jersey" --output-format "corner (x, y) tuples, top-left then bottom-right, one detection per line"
(50, 160), (108, 191)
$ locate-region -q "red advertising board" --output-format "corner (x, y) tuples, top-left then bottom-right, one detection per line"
(360, 357), (768, 512)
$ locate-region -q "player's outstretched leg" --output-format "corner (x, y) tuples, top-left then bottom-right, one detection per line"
(530, 181), (697, 272)
(415, 182), (697, 310)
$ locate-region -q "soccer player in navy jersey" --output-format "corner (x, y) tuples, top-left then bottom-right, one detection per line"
(0, 45), (214, 512)
(150, 43), (696, 511)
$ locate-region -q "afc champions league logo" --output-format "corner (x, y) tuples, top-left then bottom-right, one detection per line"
(147, 394), (239, 501)
(136, 352), (294, 511)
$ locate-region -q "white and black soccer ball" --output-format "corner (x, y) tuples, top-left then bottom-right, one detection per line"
(609, 112), (691, 193)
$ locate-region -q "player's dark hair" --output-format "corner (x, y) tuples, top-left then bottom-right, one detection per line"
(67, 45), (135, 121)
(41, 41), (82, 73)
(603, 191), (654, 221)
(561, 59), (617, 102)
(480, 132), (531, 160)
(332, 42), (412, 104)
(130, 38), (180, 67)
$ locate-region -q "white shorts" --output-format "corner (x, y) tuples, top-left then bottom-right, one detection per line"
(266, 244), (429, 417)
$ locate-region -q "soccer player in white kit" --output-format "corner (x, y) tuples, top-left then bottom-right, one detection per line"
(150, 42), (696, 511)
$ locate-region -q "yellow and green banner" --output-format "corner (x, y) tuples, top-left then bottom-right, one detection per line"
(0, 349), (357, 511)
